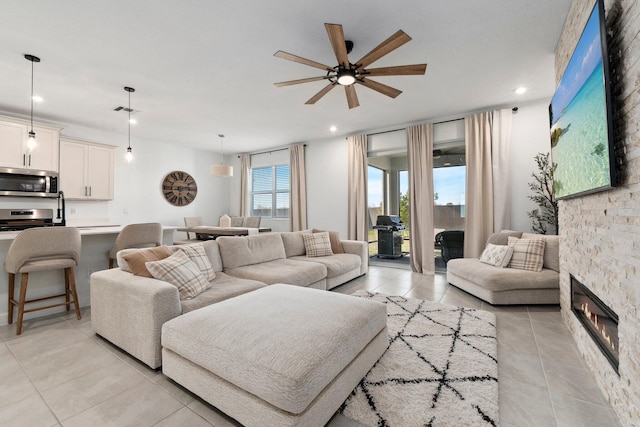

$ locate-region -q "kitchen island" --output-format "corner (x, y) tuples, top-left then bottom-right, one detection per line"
(0, 225), (176, 326)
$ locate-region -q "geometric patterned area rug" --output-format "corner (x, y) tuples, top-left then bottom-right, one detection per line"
(340, 291), (498, 427)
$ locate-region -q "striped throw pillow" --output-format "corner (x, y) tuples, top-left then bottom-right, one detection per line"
(302, 231), (333, 257)
(174, 243), (215, 281)
(507, 236), (546, 272)
(146, 251), (211, 300)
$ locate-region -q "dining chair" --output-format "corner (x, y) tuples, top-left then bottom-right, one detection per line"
(230, 216), (244, 227)
(108, 223), (163, 268)
(174, 216), (203, 245)
(243, 217), (261, 228)
(5, 227), (82, 335)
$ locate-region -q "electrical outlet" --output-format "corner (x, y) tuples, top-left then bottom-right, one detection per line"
(123, 208), (129, 214)
(70, 208), (76, 214)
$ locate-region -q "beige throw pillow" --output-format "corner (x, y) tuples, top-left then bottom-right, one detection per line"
(312, 228), (344, 254)
(302, 231), (333, 257)
(507, 236), (546, 272)
(479, 243), (514, 268)
(146, 251), (211, 300)
(174, 243), (215, 281)
(122, 246), (172, 277)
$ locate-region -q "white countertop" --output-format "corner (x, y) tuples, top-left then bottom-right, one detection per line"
(0, 225), (177, 241)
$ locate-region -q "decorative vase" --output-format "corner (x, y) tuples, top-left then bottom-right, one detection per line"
(219, 214), (231, 227)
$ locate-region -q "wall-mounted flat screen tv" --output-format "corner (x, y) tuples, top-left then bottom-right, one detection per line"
(549, 0), (616, 200)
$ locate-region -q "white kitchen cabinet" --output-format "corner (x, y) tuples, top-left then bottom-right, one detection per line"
(0, 116), (60, 172)
(59, 138), (115, 200)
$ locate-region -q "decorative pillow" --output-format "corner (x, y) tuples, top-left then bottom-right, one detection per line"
(146, 251), (211, 300)
(122, 246), (172, 277)
(312, 228), (344, 254)
(302, 231), (333, 257)
(174, 243), (215, 281)
(507, 236), (546, 272)
(479, 243), (514, 268)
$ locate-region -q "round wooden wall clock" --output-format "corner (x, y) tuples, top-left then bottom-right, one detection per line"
(161, 171), (197, 206)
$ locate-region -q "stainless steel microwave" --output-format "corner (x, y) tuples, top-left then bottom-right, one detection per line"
(0, 167), (58, 198)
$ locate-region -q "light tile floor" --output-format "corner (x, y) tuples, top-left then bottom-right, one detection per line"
(0, 266), (622, 427)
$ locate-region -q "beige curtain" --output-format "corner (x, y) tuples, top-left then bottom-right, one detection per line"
(492, 109), (513, 232)
(407, 124), (435, 274)
(289, 144), (307, 231)
(239, 154), (250, 217)
(465, 112), (494, 258)
(348, 134), (368, 241)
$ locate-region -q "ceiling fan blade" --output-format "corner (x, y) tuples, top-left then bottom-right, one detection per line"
(274, 50), (334, 72)
(305, 82), (337, 105)
(274, 76), (328, 87)
(345, 85), (359, 109)
(357, 78), (402, 98)
(355, 30), (412, 69)
(325, 23), (350, 68)
(364, 64), (427, 77)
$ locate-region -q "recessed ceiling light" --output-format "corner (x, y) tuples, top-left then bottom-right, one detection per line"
(330, 125), (337, 132)
(32, 95), (43, 103)
(129, 118), (137, 124)
(515, 87), (527, 95)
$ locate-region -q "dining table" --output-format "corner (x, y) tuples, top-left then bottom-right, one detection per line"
(176, 225), (272, 240)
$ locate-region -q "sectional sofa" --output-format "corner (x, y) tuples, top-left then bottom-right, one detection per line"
(446, 231), (560, 305)
(90, 231), (368, 368)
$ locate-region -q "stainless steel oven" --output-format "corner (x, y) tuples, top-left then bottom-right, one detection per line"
(0, 167), (58, 198)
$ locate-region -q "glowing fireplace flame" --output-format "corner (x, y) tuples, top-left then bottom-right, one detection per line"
(581, 302), (615, 352)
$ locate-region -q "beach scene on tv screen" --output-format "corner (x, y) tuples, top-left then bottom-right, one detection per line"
(549, 4), (612, 199)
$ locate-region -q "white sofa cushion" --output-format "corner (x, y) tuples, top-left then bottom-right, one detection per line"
(162, 284), (387, 414)
(224, 259), (326, 287)
(217, 233), (286, 269)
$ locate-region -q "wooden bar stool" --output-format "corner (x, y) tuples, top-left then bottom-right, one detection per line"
(108, 222), (162, 268)
(5, 227), (82, 335)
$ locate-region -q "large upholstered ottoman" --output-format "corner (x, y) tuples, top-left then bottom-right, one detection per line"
(161, 284), (388, 427)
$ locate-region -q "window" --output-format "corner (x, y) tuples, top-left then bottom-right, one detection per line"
(251, 165), (290, 218)
(433, 147), (466, 231)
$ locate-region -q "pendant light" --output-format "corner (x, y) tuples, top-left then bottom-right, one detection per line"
(24, 54), (40, 151)
(124, 86), (135, 163)
(210, 134), (233, 176)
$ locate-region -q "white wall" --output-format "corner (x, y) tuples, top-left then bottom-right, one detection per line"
(509, 100), (553, 232)
(306, 137), (350, 237)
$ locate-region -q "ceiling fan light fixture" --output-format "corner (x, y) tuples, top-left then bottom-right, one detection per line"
(336, 68), (356, 86)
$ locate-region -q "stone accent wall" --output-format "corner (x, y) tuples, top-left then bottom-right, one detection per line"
(555, 1), (640, 426)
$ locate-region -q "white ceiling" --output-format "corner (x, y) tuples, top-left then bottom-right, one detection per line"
(0, 0), (572, 154)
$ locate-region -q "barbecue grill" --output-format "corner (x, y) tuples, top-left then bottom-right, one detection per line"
(373, 215), (405, 258)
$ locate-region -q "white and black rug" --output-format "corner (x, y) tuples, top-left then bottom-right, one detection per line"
(340, 291), (498, 427)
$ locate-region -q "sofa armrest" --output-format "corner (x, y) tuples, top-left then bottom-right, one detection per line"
(341, 240), (368, 275)
(90, 268), (181, 369)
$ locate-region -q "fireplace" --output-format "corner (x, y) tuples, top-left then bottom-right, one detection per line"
(571, 275), (619, 373)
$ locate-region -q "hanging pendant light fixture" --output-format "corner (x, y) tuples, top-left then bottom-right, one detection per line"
(24, 54), (40, 151)
(211, 134), (233, 177)
(124, 86), (135, 163)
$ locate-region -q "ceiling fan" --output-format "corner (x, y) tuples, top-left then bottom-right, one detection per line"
(274, 23), (427, 109)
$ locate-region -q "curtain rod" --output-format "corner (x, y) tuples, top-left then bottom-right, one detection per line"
(237, 144), (306, 158)
(365, 117), (465, 137)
